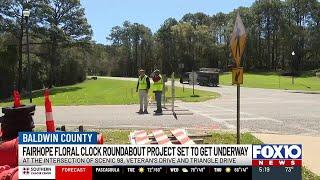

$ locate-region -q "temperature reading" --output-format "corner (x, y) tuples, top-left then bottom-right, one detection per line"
(234, 167), (249, 173)
(285, 167), (294, 173)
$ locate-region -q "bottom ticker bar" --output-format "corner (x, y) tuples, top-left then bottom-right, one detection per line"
(92, 166), (252, 178)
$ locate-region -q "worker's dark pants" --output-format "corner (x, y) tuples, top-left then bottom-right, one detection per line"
(155, 91), (162, 112)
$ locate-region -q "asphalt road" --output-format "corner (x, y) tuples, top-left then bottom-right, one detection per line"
(1, 76), (319, 136)
(103, 76), (320, 136)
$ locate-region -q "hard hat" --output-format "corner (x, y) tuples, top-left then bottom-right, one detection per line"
(154, 69), (160, 73)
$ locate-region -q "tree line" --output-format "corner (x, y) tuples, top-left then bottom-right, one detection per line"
(107, 0), (320, 77)
(1, 0), (320, 99)
(0, 0), (107, 99)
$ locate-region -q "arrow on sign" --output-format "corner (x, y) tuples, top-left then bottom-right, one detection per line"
(235, 71), (240, 82)
(230, 13), (247, 67)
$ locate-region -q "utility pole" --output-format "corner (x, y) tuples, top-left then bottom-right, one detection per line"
(23, 7), (32, 103)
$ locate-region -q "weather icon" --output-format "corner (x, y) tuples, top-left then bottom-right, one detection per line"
(182, 168), (189, 173)
(225, 167), (231, 173)
(138, 167), (145, 173)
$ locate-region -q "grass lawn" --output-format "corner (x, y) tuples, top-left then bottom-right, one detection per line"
(220, 72), (320, 91)
(1, 78), (219, 106)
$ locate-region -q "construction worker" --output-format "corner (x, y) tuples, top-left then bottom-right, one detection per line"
(152, 69), (163, 114)
(136, 69), (150, 114)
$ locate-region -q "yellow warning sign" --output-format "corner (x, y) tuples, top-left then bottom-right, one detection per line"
(230, 13), (247, 67)
(232, 68), (243, 85)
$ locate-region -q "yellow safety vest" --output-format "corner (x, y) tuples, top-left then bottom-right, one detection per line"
(153, 74), (163, 92)
(138, 75), (148, 90)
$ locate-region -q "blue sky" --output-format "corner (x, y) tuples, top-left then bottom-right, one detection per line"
(80, 0), (255, 44)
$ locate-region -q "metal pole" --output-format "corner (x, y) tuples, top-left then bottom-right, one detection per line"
(279, 74), (280, 89)
(237, 84), (240, 144)
(292, 55), (294, 85)
(192, 71), (195, 96)
(292, 73), (294, 85)
(26, 16), (32, 103)
(162, 75), (166, 108)
(171, 73), (175, 113)
(172, 72), (177, 119)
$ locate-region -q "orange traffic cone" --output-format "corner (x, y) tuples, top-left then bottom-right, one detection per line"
(13, 90), (21, 108)
(44, 89), (55, 132)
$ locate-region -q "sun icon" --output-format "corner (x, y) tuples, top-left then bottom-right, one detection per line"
(138, 167), (145, 173)
(225, 167), (231, 173)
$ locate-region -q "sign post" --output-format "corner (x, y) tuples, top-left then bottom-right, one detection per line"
(171, 72), (177, 119)
(162, 75), (167, 109)
(178, 63), (185, 93)
(189, 72), (197, 96)
(230, 13), (247, 144)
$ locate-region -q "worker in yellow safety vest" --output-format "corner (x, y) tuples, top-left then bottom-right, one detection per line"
(136, 69), (150, 114)
(152, 69), (163, 114)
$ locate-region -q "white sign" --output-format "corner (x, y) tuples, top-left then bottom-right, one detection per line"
(189, 72), (198, 85)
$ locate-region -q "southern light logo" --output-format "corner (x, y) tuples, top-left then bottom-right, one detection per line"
(252, 144), (302, 167)
(19, 166), (55, 179)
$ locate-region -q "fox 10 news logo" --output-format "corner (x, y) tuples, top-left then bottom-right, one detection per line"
(252, 144), (302, 167)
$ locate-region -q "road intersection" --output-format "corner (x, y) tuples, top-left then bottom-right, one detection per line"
(23, 76), (320, 137)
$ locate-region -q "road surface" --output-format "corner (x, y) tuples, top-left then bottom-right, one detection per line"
(1, 76), (319, 136)
(103, 76), (320, 136)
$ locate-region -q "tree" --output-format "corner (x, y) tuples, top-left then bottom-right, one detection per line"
(108, 21), (154, 76)
(0, 0), (41, 91)
(0, 35), (18, 98)
(155, 18), (178, 74)
(181, 12), (211, 27)
(39, 0), (92, 87)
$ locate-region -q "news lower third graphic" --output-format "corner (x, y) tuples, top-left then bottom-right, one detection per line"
(18, 132), (302, 179)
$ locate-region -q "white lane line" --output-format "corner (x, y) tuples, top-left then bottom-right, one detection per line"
(205, 105), (253, 115)
(199, 111), (252, 115)
(210, 117), (283, 123)
(203, 105), (283, 123)
(180, 105), (236, 129)
(241, 102), (276, 104)
(205, 105), (238, 112)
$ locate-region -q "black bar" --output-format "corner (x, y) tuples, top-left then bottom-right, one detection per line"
(237, 84), (240, 144)
(252, 166), (301, 180)
(92, 166), (252, 178)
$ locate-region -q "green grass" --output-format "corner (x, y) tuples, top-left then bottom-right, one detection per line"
(166, 85), (220, 102)
(303, 167), (320, 180)
(203, 132), (263, 144)
(220, 72), (320, 91)
(103, 129), (131, 144)
(1, 79), (219, 106)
